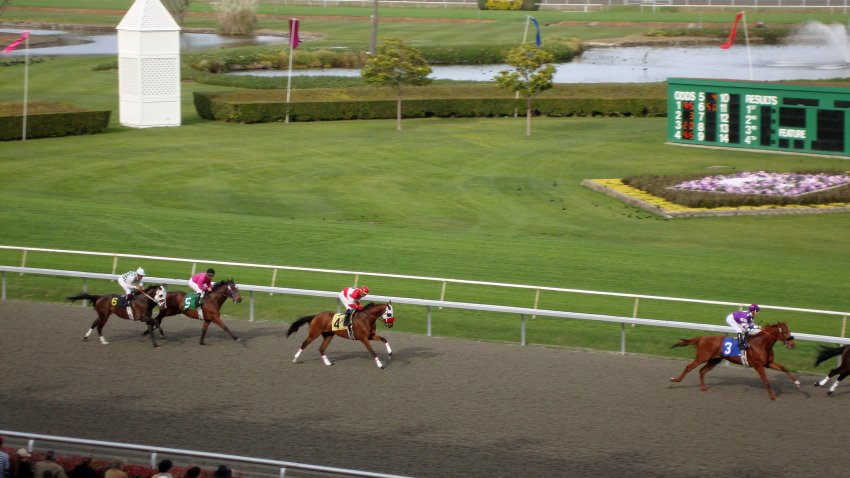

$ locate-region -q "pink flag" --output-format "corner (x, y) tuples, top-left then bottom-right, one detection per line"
(289, 19), (300, 49)
(2, 30), (30, 54)
(720, 12), (744, 49)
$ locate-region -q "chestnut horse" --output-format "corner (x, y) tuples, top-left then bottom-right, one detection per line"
(287, 302), (396, 369)
(814, 344), (850, 395)
(67, 284), (167, 348)
(669, 322), (799, 400)
(152, 279), (242, 345)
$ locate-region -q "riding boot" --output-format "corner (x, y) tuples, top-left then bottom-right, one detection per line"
(343, 309), (352, 327)
(198, 292), (204, 306)
(738, 333), (749, 350)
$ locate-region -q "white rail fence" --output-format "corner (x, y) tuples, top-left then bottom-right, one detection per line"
(2, 266), (850, 350)
(2, 245), (849, 338)
(265, 0), (850, 11)
(0, 430), (411, 478)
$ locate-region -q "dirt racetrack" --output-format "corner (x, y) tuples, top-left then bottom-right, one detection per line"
(2, 300), (849, 477)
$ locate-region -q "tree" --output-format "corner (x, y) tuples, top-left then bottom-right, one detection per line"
(162, 0), (192, 25)
(361, 38), (432, 131)
(494, 44), (557, 137)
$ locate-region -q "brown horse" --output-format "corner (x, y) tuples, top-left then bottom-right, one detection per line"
(287, 302), (396, 369)
(152, 279), (242, 345)
(814, 344), (850, 395)
(669, 322), (800, 400)
(67, 284), (167, 348)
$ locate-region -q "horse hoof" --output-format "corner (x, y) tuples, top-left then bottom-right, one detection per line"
(235, 338), (242, 342)
(794, 381), (801, 388)
(669, 377), (679, 383)
(828, 390), (834, 396)
(814, 382), (822, 387)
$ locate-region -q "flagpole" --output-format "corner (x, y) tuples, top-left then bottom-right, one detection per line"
(22, 34), (29, 141)
(742, 11), (753, 80)
(515, 16), (531, 118)
(285, 18), (296, 124)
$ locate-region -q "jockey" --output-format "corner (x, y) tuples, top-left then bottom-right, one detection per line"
(189, 268), (215, 305)
(118, 267), (145, 303)
(339, 285), (369, 327)
(726, 304), (761, 349)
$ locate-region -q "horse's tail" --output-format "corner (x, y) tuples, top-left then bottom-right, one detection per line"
(670, 337), (701, 349)
(66, 292), (101, 307)
(815, 344), (847, 366)
(286, 315), (314, 337)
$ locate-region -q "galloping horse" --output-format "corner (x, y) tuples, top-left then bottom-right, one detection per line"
(67, 284), (167, 348)
(669, 322), (800, 400)
(287, 302), (396, 369)
(814, 344), (850, 395)
(152, 279), (242, 345)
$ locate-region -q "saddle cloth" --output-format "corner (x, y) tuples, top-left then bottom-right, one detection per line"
(721, 337), (743, 357)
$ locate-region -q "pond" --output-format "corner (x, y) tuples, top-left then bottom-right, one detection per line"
(4, 27), (850, 83)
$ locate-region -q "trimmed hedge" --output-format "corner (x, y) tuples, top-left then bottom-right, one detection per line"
(0, 102), (110, 141)
(194, 91), (665, 123)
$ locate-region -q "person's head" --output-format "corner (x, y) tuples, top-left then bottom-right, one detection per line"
(359, 286), (369, 295)
(17, 449), (31, 461)
(45, 451), (56, 462)
(213, 465), (232, 478)
(184, 466), (202, 478)
(136, 267), (145, 279)
(158, 459), (174, 473)
(206, 268), (216, 279)
(749, 304), (760, 314)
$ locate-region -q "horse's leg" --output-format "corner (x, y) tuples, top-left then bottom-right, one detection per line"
(146, 320), (160, 348)
(199, 320), (211, 345)
(766, 361), (801, 389)
(752, 365), (777, 400)
(828, 371), (850, 395)
(211, 314), (241, 342)
(360, 337), (384, 369)
(317, 332), (336, 366)
(697, 358), (723, 392)
(371, 334), (393, 358)
(670, 357), (707, 383)
(84, 316), (99, 341)
(94, 312), (111, 345)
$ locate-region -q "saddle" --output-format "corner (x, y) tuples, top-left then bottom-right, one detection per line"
(331, 313), (355, 339)
(721, 337), (749, 367)
(112, 295), (132, 308)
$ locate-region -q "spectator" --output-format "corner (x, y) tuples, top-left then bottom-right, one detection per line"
(151, 459), (173, 478)
(0, 436), (9, 478)
(68, 457), (98, 478)
(182, 467), (201, 478)
(32, 452), (66, 478)
(212, 465), (231, 478)
(11, 449), (34, 478)
(103, 460), (127, 478)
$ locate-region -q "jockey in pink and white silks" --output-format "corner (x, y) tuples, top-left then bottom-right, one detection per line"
(188, 268), (215, 304)
(726, 304), (761, 349)
(118, 267), (145, 302)
(339, 285), (369, 327)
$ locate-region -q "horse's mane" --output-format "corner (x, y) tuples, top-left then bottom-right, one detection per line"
(212, 278), (236, 289)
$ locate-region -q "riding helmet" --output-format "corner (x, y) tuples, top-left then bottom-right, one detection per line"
(749, 304), (760, 312)
(136, 267), (145, 276)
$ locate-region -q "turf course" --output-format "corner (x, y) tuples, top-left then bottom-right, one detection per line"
(1, 3), (849, 373)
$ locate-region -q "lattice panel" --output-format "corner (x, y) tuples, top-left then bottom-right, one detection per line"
(118, 0), (180, 31)
(119, 58), (141, 96)
(141, 57), (179, 96)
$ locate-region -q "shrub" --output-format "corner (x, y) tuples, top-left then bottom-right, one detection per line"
(214, 0), (257, 35)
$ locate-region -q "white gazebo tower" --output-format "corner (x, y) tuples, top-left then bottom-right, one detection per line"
(116, 0), (181, 128)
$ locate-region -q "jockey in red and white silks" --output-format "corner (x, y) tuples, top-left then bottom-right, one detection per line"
(339, 286), (369, 311)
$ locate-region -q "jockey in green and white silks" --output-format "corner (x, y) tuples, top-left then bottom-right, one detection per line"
(118, 267), (145, 302)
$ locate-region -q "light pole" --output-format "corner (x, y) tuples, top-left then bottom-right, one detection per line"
(369, 0), (378, 54)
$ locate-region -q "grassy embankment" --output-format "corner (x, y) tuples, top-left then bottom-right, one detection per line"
(1, 3), (849, 373)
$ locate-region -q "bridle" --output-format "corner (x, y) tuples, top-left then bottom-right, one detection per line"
(760, 324), (795, 348)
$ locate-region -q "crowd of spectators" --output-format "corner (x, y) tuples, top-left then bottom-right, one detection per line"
(0, 441), (235, 478)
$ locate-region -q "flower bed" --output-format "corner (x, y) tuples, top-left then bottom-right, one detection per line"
(670, 171), (850, 197)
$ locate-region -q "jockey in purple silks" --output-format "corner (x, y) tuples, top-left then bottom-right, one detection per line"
(726, 304), (761, 349)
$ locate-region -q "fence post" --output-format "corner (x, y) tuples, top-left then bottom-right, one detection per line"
(620, 323), (626, 355)
(841, 315), (847, 338)
(426, 306), (432, 337)
(631, 297), (639, 328)
(1, 271), (6, 301)
(532, 288), (540, 319)
(82, 279), (88, 307)
(150, 452), (157, 469)
(111, 256), (118, 275)
(279, 468), (287, 478)
(520, 313), (526, 346)
(439, 281), (447, 309)
(20, 249), (27, 275)
(249, 291), (255, 321)
(270, 268), (278, 296)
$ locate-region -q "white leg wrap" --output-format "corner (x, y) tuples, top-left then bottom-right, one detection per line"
(292, 349), (303, 362)
(374, 357), (383, 368)
(830, 381), (840, 393)
(817, 376), (830, 387)
(322, 355), (333, 366)
(99, 336), (109, 345)
(385, 343), (393, 354)
(85, 328), (93, 338)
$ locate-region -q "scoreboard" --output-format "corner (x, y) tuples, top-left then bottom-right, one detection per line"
(667, 78), (850, 157)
